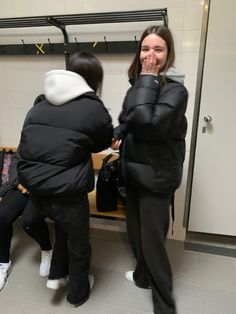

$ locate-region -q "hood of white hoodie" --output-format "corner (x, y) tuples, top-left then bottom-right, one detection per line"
(161, 66), (185, 84)
(44, 70), (93, 106)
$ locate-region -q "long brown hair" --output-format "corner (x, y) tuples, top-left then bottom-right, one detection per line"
(128, 25), (175, 83)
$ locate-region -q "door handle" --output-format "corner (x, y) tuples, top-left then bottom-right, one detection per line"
(202, 115), (212, 133)
(204, 115), (212, 123)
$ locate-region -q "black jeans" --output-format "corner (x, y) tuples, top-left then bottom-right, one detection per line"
(0, 189), (52, 263)
(126, 184), (176, 314)
(31, 193), (91, 304)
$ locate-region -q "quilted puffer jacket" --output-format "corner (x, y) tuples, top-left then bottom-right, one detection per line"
(18, 70), (113, 195)
(114, 68), (188, 196)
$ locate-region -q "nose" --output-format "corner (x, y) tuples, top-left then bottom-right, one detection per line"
(147, 49), (155, 55)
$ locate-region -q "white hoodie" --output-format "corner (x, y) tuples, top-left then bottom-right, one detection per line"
(44, 70), (93, 106)
(161, 66), (185, 84)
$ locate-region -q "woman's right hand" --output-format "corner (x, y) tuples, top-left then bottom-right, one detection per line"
(141, 52), (160, 76)
(111, 138), (122, 150)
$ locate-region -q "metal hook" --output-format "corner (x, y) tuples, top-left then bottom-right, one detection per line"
(47, 38), (53, 46)
(74, 37), (79, 46)
(21, 39), (26, 45)
(104, 36), (107, 44)
(0, 45), (5, 54)
(134, 35), (137, 44)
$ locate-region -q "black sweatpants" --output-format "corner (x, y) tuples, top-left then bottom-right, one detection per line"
(31, 193), (91, 305)
(0, 189), (52, 263)
(126, 184), (176, 314)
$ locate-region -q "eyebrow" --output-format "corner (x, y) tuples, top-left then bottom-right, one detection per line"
(141, 45), (165, 49)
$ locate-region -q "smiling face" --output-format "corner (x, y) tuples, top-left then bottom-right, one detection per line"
(140, 33), (168, 72)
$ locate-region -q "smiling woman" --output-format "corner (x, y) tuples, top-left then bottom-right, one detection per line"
(111, 24), (188, 314)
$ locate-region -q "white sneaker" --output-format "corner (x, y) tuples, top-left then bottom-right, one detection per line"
(125, 270), (135, 284)
(39, 250), (52, 277)
(125, 270), (151, 289)
(0, 261), (12, 291)
(46, 277), (67, 290)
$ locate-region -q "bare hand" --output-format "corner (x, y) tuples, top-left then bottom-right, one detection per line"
(141, 52), (161, 76)
(111, 138), (122, 150)
(17, 184), (29, 194)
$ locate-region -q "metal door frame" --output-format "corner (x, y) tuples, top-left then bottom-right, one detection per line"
(183, 0), (211, 227)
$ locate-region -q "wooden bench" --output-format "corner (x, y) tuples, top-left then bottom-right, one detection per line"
(0, 146), (126, 220)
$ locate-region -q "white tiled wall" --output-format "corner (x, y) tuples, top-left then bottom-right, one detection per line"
(0, 0), (204, 240)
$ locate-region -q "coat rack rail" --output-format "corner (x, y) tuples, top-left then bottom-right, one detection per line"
(0, 41), (138, 55)
(0, 9), (167, 28)
(0, 9), (168, 67)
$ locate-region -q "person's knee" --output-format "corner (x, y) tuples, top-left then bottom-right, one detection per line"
(0, 211), (12, 228)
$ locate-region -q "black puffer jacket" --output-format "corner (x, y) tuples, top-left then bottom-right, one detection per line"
(114, 72), (188, 196)
(18, 70), (113, 195)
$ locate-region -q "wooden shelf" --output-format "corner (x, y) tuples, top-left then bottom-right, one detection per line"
(0, 147), (126, 220)
(88, 190), (126, 220)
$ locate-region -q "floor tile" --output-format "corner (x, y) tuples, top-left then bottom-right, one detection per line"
(196, 253), (236, 292)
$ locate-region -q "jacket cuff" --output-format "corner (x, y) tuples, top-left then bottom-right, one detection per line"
(134, 74), (161, 90)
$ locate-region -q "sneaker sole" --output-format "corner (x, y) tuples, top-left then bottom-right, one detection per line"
(0, 263), (12, 291)
(125, 271), (151, 289)
(46, 279), (67, 290)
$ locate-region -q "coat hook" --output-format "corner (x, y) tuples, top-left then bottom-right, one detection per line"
(93, 41), (97, 48)
(104, 36), (107, 44)
(74, 37), (79, 46)
(0, 45), (5, 54)
(134, 35), (137, 44)
(48, 38), (53, 46)
(21, 39), (26, 45)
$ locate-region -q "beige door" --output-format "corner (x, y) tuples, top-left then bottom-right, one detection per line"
(188, 0), (236, 235)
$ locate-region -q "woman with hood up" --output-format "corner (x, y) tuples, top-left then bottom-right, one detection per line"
(17, 51), (113, 307)
(112, 25), (188, 314)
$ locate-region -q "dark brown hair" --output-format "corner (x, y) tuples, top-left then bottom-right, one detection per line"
(128, 25), (175, 83)
(68, 51), (103, 94)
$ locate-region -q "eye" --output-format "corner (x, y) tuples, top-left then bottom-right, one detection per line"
(155, 48), (164, 53)
(141, 47), (149, 52)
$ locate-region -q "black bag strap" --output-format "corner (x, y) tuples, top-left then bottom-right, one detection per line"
(99, 152), (119, 182)
(102, 152), (119, 165)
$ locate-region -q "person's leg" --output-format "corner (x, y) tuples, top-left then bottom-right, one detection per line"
(66, 194), (91, 306)
(125, 184), (150, 288)
(21, 199), (53, 277)
(28, 195), (68, 283)
(0, 189), (29, 263)
(139, 190), (176, 314)
(21, 199), (52, 251)
(47, 194), (91, 305)
(0, 189), (29, 290)
(48, 223), (68, 279)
